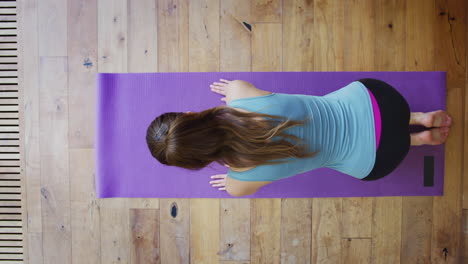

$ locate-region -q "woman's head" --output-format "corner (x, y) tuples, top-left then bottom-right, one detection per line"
(146, 106), (318, 170)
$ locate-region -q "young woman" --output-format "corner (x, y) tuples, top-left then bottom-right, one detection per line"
(146, 78), (452, 197)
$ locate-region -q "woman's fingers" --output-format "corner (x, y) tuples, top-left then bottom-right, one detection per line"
(209, 179), (224, 184)
(220, 79), (231, 84)
(211, 82), (227, 87)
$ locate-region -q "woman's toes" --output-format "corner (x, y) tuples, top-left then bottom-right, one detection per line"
(431, 127), (449, 145)
(431, 110), (452, 127)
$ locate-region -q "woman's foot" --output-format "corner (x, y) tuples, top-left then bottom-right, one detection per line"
(410, 127), (450, 146)
(410, 110), (452, 127)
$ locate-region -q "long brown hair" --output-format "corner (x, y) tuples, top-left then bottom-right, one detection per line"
(146, 105), (318, 170)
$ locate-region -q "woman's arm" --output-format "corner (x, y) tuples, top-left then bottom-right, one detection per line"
(210, 79), (272, 104)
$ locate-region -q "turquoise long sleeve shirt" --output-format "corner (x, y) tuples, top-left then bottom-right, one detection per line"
(226, 81), (376, 181)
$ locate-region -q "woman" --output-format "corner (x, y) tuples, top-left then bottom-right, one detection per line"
(146, 78), (452, 197)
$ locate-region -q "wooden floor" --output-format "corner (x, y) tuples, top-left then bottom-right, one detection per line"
(14, 0), (468, 263)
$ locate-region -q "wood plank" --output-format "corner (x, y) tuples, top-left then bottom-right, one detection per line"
(0, 226), (22, 232)
(343, 0), (375, 71)
(0, 91), (17, 97)
(0, 8), (17, 15)
(128, 0), (157, 73)
(0, 43), (18, 48)
(0, 160), (20, 166)
(219, 198), (250, 261)
(0, 166), (20, 173)
(370, 2), (405, 261)
(68, 0), (97, 148)
(341, 238), (371, 264)
(251, 0), (281, 23)
(126, 0), (160, 221)
(0, 2), (16, 8)
(187, 2), (220, 262)
(188, 0), (219, 72)
(0, 29), (17, 35)
(38, 57), (70, 264)
(0, 105), (19, 111)
(0, 153), (19, 159)
(157, 0), (189, 72)
(99, 199), (130, 264)
(0, 57), (18, 63)
(283, 0), (314, 71)
(0, 126), (19, 133)
(0, 36), (16, 42)
(0, 15), (16, 22)
(160, 199), (190, 263)
(69, 149), (100, 264)
(431, 0), (466, 262)
(280, 198), (312, 263)
(0, 49), (17, 56)
(27, 232), (42, 264)
(0, 200), (22, 206)
(0, 213), (21, 220)
(0, 234), (22, 240)
(339, 0), (375, 259)
(0, 65), (17, 71)
(251, 199), (281, 263)
(0, 23), (17, 29)
(69, 149), (96, 203)
(462, 209), (468, 262)
(0, 119), (19, 125)
(401, 197), (433, 263)
(0, 240), (23, 247)
(0, 146), (19, 153)
(0, 247), (23, 254)
(97, 0), (130, 262)
(0, 194), (20, 200)
(130, 208), (160, 264)
(98, 0), (127, 73)
(311, 198), (342, 263)
(0, 34), (19, 40)
(401, 1), (437, 263)
(220, 0), (251, 72)
(0, 77), (18, 84)
(71, 201), (100, 264)
(312, 2), (344, 262)
(190, 199), (220, 263)
(0, 98), (18, 104)
(219, 0), (251, 262)
(0, 254), (23, 260)
(156, 3), (190, 263)
(37, 0), (66, 56)
(341, 196), (373, 238)
(0, 186), (20, 193)
(252, 23), (282, 71)
(0, 220), (22, 226)
(465, 0), (468, 210)
(0, 133), (19, 139)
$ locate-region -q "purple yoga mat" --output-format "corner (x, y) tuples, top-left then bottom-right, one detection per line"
(95, 71), (446, 198)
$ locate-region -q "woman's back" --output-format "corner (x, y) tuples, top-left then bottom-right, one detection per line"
(226, 81), (376, 181)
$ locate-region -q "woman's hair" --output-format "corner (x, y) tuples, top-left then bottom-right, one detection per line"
(146, 105), (318, 170)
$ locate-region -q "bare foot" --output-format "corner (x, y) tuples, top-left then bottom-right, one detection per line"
(411, 110), (452, 127)
(410, 127), (450, 146)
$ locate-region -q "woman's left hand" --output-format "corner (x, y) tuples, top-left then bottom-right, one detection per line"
(210, 174), (227, 191)
(210, 164), (229, 191)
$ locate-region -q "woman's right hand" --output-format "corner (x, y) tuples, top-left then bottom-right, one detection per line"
(210, 79), (233, 102)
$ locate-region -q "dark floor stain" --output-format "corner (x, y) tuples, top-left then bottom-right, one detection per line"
(83, 58), (93, 68)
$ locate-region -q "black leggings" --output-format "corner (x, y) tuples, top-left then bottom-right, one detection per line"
(357, 78), (411, 181)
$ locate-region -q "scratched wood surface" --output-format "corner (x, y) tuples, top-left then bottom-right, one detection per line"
(16, 0), (468, 263)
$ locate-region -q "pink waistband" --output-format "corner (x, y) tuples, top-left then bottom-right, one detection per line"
(366, 88), (381, 151)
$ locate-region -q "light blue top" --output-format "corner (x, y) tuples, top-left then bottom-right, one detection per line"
(226, 81), (376, 181)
